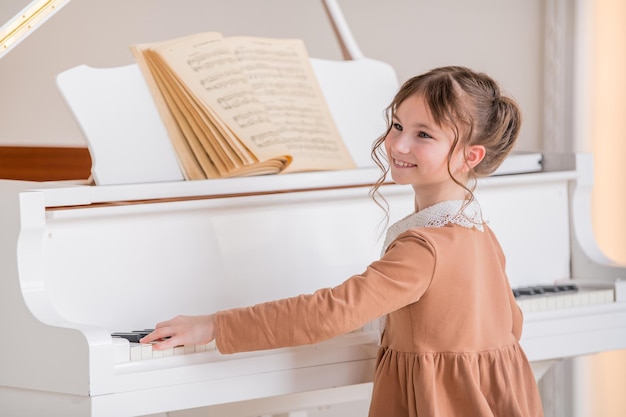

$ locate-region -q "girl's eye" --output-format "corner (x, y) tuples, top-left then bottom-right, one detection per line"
(392, 122), (403, 131)
(418, 131), (432, 139)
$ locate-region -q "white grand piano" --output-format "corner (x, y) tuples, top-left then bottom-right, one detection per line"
(1, 1), (626, 416)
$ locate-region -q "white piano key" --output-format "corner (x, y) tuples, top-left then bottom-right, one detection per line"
(141, 343), (153, 360)
(129, 343), (143, 361)
(603, 289), (615, 303)
(554, 295), (564, 309)
(151, 346), (164, 359)
(527, 298), (539, 312)
(129, 343), (154, 361)
(117, 340), (219, 364)
(536, 299), (543, 311)
(579, 291), (590, 306)
(517, 288), (616, 313)
(563, 294), (573, 308)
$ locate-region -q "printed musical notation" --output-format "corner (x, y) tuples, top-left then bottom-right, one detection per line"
(132, 32), (355, 179)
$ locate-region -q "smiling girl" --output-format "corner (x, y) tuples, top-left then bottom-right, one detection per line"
(142, 66), (544, 417)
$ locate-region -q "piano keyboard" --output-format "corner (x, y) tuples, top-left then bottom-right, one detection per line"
(111, 330), (217, 363)
(111, 327), (380, 365)
(513, 284), (615, 313)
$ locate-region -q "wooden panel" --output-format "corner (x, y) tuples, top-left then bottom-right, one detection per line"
(0, 146), (91, 181)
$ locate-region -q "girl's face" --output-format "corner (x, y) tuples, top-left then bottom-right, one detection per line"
(384, 94), (467, 193)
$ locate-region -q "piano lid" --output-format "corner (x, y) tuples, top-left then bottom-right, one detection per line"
(0, 0), (69, 60)
(0, 0), (354, 61)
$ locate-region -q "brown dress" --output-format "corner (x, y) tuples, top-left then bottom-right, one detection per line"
(214, 201), (544, 417)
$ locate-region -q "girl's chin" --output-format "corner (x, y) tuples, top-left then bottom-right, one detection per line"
(389, 173), (412, 185)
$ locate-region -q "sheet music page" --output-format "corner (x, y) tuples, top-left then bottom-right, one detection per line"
(135, 33), (288, 178)
(148, 50), (229, 177)
(147, 49), (248, 176)
(131, 35), (214, 179)
(153, 32), (292, 169)
(226, 36), (356, 172)
(133, 32), (356, 178)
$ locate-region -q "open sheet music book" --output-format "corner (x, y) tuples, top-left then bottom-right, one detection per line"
(131, 32), (356, 180)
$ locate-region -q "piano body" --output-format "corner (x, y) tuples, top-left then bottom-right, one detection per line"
(2, 1), (626, 417)
(2, 150), (626, 417)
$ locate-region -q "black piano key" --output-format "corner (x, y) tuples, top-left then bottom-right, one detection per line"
(537, 285), (560, 293)
(112, 332), (144, 343)
(112, 329), (170, 344)
(515, 287), (543, 296)
(557, 284), (579, 292)
(132, 329), (154, 337)
(512, 284), (580, 299)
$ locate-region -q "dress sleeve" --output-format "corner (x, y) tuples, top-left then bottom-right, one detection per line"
(214, 230), (437, 354)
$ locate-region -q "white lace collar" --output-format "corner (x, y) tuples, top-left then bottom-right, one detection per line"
(383, 199), (484, 251)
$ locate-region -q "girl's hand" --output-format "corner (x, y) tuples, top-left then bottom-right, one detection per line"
(140, 314), (216, 350)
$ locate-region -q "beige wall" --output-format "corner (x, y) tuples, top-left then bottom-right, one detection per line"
(0, 0), (543, 152)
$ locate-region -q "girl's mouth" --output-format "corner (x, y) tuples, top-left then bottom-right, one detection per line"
(393, 158), (416, 168)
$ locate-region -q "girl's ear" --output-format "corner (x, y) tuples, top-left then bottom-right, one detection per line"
(465, 145), (486, 169)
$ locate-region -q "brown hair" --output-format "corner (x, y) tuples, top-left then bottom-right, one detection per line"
(370, 66), (522, 216)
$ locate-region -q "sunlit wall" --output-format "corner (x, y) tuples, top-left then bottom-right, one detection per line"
(578, 0), (626, 416)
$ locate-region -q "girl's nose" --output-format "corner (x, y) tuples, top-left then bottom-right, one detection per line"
(388, 133), (410, 154)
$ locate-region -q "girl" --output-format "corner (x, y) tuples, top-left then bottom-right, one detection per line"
(141, 66), (544, 417)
